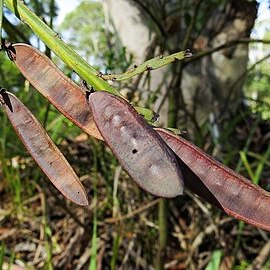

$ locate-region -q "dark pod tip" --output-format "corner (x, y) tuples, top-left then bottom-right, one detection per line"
(0, 88), (13, 112)
(3, 91), (89, 206)
(89, 91), (184, 198)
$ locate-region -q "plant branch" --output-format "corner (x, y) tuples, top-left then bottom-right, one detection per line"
(189, 38), (270, 63)
(101, 50), (192, 81)
(4, 0), (157, 121)
(181, 0), (204, 50)
(131, 0), (167, 38)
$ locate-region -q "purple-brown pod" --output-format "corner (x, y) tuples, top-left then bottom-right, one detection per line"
(89, 91), (184, 197)
(6, 43), (103, 140)
(0, 90), (89, 206)
(156, 128), (270, 231)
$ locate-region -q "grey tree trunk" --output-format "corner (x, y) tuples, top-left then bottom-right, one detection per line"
(103, 2), (257, 269)
(104, 0), (257, 136)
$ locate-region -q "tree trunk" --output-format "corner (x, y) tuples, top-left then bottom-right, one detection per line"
(104, 1), (257, 269)
(104, 0), (257, 135)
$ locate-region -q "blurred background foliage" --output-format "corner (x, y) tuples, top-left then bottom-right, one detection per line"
(245, 35), (270, 120)
(0, 0), (270, 269)
(59, 1), (132, 73)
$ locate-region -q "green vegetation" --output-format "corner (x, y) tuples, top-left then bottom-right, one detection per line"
(0, 0), (269, 269)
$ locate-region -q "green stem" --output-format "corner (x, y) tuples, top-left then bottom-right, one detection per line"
(89, 141), (98, 270)
(4, 0), (156, 121)
(4, 0), (115, 92)
(156, 199), (168, 270)
(101, 50), (190, 81)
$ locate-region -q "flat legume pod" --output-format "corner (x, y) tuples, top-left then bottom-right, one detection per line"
(6, 43), (103, 140)
(89, 91), (184, 197)
(157, 128), (270, 231)
(0, 91), (89, 206)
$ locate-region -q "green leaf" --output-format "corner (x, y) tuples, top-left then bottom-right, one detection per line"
(239, 151), (255, 180)
(205, 250), (223, 270)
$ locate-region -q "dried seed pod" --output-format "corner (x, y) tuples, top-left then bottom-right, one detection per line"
(6, 43), (103, 140)
(157, 128), (270, 231)
(89, 91), (184, 197)
(0, 90), (89, 206)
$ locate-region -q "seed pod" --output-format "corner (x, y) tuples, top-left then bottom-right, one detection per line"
(6, 43), (103, 140)
(157, 128), (270, 231)
(0, 90), (89, 206)
(89, 91), (184, 197)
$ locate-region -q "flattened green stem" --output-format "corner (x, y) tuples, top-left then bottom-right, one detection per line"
(4, 0), (156, 121)
(4, 0), (114, 92)
(102, 50), (192, 81)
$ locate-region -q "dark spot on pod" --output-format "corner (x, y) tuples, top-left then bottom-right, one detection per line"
(146, 66), (153, 71)
(75, 110), (92, 125)
(133, 64), (138, 68)
(89, 92), (184, 198)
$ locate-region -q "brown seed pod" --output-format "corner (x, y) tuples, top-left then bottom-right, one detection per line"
(6, 43), (103, 140)
(157, 128), (270, 231)
(89, 91), (184, 197)
(0, 90), (89, 206)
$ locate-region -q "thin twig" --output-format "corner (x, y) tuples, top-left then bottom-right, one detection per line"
(104, 198), (161, 223)
(189, 38), (270, 63)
